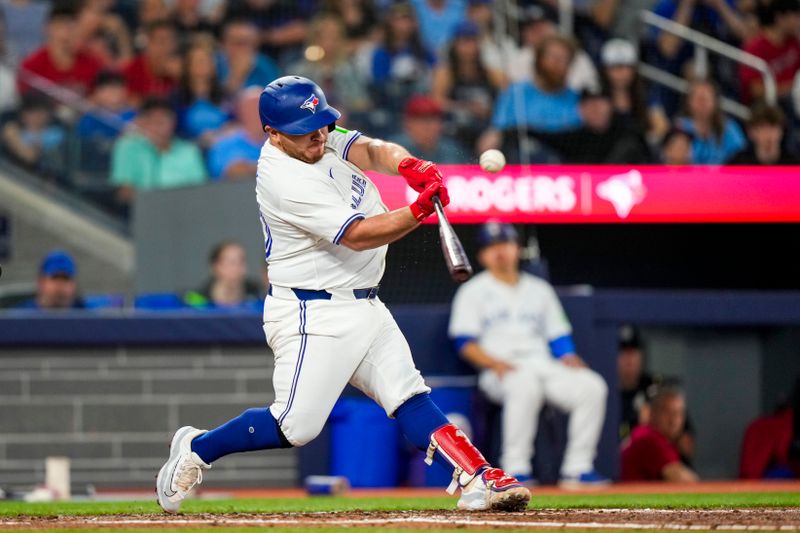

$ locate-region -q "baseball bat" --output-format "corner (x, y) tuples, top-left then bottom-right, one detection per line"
(432, 196), (473, 283)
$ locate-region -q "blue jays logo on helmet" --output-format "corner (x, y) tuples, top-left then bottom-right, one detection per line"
(259, 76), (341, 135)
(300, 94), (320, 114)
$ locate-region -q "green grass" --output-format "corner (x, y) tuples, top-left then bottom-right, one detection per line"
(1, 491), (799, 517)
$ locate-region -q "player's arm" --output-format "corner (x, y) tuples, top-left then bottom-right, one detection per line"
(346, 134), (411, 175)
(539, 281), (588, 368)
(449, 286), (513, 377)
(339, 207), (419, 251)
(549, 333), (587, 367)
(340, 180), (449, 251)
(552, 335), (586, 368)
(460, 341), (515, 378)
(662, 461), (699, 483)
(346, 134), (445, 193)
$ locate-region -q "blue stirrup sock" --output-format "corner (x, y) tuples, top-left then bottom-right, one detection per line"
(191, 408), (292, 464)
(394, 393), (455, 472)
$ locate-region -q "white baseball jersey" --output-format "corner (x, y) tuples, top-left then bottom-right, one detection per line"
(255, 128), (388, 291)
(449, 271), (607, 478)
(448, 271), (572, 362)
(255, 125), (429, 447)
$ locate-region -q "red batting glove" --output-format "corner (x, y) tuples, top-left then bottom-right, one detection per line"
(398, 157), (443, 192)
(409, 181), (450, 221)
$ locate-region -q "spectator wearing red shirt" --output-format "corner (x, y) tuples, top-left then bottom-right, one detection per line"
(621, 386), (699, 482)
(740, 0), (800, 103)
(740, 407), (794, 478)
(740, 378), (800, 479)
(17, 6), (103, 97)
(123, 20), (180, 105)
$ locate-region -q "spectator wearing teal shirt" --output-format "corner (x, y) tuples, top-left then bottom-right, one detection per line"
(207, 87), (265, 180)
(676, 79), (746, 164)
(111, 98), (206, 205)
(479, 35), (582, 153)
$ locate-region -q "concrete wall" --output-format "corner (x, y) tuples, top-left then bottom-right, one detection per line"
(133, 182), (265, 294)
(0, 168), (133, 300)
(0, 210), (132, 296)
(0, 345), (296, 491)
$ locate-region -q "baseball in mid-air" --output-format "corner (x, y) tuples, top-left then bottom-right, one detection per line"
(479, 149), (506, 173)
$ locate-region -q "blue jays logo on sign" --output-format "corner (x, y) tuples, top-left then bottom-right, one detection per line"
(300, 94), (319, 113)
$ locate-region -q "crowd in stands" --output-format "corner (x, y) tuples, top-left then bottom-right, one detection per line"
(1, 0), (800, 218)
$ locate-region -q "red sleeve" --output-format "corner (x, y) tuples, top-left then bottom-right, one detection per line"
(17, 50), (45, 94)
(739, 38), (767, 100)
(740, 417), (776, 479)
(739, 410), (793, 479)
(621, 429), (681, 481)
(123, 58), (146, 97)
(76, 51), (103, 93)
(642, 432), (681, 479)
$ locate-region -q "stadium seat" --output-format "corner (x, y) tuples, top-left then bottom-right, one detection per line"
(83, 294), (125, 309)
(134, 293), (186, 310)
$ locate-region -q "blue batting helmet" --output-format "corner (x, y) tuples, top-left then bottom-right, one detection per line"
(259, 76), (341, 135)
(477, 222), (519, 249)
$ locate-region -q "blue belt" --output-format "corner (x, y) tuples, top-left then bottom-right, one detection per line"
(268, 285), (379, 301)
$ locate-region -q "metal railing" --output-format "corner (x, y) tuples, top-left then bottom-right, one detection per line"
(16, 65), (131, 131)
(544, 1), (775, 119)
(638, 63), (752, 120)
(639, 10), (777, 111)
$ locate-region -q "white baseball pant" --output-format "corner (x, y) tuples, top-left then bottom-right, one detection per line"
(479, 357), (608, 477)
(264, 292), (431, 446)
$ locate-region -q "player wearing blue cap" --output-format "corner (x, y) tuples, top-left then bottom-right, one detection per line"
(15, 250), (85, 310)
(449, 222), (609, 487)
(156, 76), (531, 513)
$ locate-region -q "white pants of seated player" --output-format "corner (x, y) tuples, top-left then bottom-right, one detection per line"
(264, 294), (430, 446)
(479, 358), (608, 478)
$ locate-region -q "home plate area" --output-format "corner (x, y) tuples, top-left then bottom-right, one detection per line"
(5, 509), (800, 531)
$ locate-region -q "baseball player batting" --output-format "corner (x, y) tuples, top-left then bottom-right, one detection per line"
(156, 76), (530, 513)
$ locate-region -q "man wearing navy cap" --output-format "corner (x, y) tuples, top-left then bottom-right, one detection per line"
(16, 250), (85, 310)
(449, 222), (609, 487)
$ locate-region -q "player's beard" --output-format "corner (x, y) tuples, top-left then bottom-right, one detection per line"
(284, 142), (326, 164)
(274, 128), (328, 164)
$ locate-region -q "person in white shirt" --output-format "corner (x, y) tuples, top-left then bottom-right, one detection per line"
(449, 222), (609, 487)
(156, 76), (530, 514)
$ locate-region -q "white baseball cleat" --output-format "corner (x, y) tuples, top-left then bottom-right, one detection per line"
(156, 426), (210, 513)
(457, 467), (531, 512)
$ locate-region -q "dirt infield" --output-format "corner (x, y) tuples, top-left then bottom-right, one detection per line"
(4, 509), (800, 531)
(221, 480), (800, 500)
